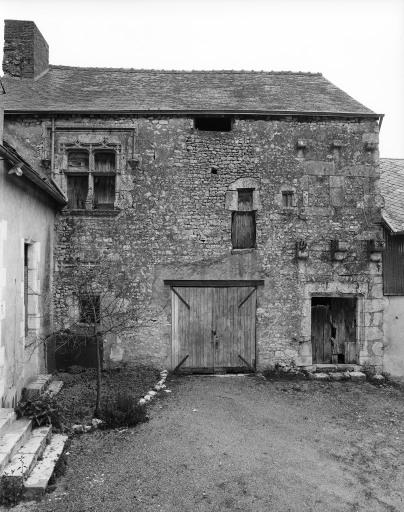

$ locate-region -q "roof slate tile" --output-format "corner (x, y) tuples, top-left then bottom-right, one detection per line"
(2, 65), (376, 114)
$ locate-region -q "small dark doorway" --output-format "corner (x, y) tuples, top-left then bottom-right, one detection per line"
(311, 297), (357, 364)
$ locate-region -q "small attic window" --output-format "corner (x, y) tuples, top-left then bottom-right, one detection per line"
(194, 117), (232, 132)
(282, 191), (295, 207)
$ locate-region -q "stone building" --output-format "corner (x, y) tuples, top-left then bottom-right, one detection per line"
(2, 20), (386, 373)
(0, 73), (66, 406)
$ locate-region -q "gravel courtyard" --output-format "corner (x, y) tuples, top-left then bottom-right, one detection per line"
(12, 374), (404, 512)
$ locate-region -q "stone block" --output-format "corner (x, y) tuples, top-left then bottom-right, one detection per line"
(329, 372), (347, 381)
(312, 372), (330, 381)
(347, 371), (366, 382)
(370, 374), (385, 384)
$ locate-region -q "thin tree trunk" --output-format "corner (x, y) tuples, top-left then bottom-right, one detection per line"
(94, 331), (102, 418)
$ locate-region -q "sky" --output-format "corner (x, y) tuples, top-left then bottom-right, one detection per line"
(1, 0), (403, 158)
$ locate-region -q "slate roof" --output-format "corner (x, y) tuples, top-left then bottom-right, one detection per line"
(2, 65), (377, 115)
(380, 158), (404, 233)
(0, 140), (66, 205)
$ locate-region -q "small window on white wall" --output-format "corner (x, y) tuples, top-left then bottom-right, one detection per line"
(23, 241), (40, 338)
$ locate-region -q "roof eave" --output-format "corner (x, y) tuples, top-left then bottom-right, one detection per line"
(0, 143), (67, 206)
(381, 212), (404, 235)
(3, 109), (381, 119)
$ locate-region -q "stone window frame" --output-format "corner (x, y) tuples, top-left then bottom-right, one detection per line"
(225, 178), (261, 251)
(277, 185), (297, 209)
(60, 140), (122, 212)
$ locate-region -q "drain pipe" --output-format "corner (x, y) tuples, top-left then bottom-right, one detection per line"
(50, 117), (55, 174)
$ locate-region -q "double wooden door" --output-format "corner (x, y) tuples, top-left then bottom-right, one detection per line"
(171, 285), (257, 372)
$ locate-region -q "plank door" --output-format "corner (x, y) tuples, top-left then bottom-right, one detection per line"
(172, 287), (213, 371)
(213, 287), (256, 370)
(311, 304), (332, 364)
(171, 285), (256, 372)
(311, 298), (357, 364)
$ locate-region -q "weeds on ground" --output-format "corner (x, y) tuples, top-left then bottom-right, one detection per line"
(0, 454), (25, 506)
(99, 392), (148, 429)
(15, 394), (63, 428)
(262, 363), (308, 381)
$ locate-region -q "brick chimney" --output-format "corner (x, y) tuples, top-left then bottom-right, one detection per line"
(2, 20), (49, 79)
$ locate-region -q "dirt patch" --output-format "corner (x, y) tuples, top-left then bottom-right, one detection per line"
(55, 364), (160, 427)
(13, 375), (404, 512)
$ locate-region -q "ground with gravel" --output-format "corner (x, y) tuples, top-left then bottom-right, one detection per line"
(8, 375), (404, 512)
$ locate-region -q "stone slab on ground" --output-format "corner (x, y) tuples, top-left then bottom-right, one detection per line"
(329, 372), (348, 381)
(311, 373), (330, 381)
(0, 419), (32, 473)
(24, 375), (53, 399)
(371, 374), (385, 383)
(23, 434), (68, 499)
(3, 426), (52, 480)
(0, 409), (16, 436)
(347, 371), (367, 382)
(46, 381), (64, 397)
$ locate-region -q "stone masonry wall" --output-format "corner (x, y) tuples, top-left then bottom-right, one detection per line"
(3, 114), (383, 370)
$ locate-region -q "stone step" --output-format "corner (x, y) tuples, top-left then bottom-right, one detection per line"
(0, 409), (16, 437)
(313, 364), (362, 373)
(0, 419), (32, 474)
(2, 426), (52, 482)
(23, 374), (53, 400)
(46, 380), (63, 397)
(23, 434), (68, 499)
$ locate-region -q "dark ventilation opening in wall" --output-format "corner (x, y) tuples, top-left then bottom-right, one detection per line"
(311, 297), (357, 365)
(194, 117), (233, 132)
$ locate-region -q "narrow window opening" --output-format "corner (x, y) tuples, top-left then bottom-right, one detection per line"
(79, 295), (100, 324)
(232, 189), (256, 249)
(67, 175), (88, 209)
(194, 117), (232, 132)
(24, 243), (29, 336)
(282, 190), (295, 207)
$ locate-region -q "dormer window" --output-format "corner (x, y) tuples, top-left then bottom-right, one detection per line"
(194, 117), (232, 132)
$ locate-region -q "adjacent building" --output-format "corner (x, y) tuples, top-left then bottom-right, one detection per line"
(0, 70), (66, 405)
(380, 158), (404, 376)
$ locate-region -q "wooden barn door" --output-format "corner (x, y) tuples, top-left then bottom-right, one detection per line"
(311, 297), (357, 364)
(171, 285), (256, 372)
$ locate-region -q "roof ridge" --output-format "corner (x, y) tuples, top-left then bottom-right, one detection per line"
(49, 64), (322, 76)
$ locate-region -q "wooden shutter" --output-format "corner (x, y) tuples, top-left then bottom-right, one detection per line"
(94, 176), (115, 209)
(232, 212), (256, 249)
(383, 229), (404, 294)
(232, 189), (256, 249)
(67, 175), (88, 209)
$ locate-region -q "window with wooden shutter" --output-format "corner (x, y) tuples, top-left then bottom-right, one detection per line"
(383, 229), (404, 295)
(232, 189), (256, 249)
(94, 151), (116, 209)
(67, 175), (88, 209)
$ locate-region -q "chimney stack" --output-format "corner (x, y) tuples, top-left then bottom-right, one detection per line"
(2, 20), (49, 79)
